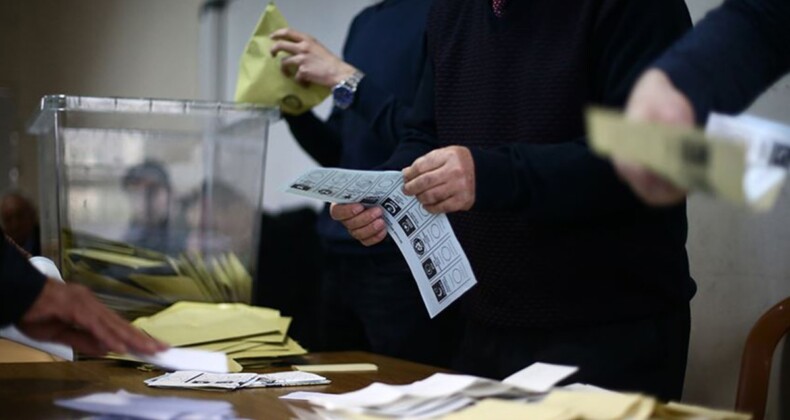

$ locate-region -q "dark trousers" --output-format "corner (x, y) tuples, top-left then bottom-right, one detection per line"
(454, 306), (690, 401)
(320, 251), (463, 369)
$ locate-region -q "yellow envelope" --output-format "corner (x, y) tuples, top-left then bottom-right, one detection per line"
(234, 2), (329, 115)
(541, 390), (653, 420)
(439, 399), (574, 420)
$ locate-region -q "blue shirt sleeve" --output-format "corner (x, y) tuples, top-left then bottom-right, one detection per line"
(0, 231), (46, 327)
(654, 0), (790, 123)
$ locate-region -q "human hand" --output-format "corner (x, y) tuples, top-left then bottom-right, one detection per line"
(17, 279), (168, 356)
(615, 68), (694, 206)
(329, 203), (387, 246)
(402, 146), (475, 213)
(270, 28), (357, 87)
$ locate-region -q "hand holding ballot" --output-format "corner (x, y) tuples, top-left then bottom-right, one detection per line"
(17, 278), (167, 356)
(612, 69), (695, 206)
(270, 28), (357, 88)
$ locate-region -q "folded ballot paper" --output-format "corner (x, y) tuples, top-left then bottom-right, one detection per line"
(56, 390), (235, 420)
(285, 168), (477, 318)
(145, 370), (330, 391)
(62, 229), (253, 321)
(587, 108), (790, 211)
(281, 362), (578, 419)
(235, 2), (329, 115)
(108, 301), (307, 370)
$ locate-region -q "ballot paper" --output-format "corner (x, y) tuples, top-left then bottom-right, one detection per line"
(281, 362), (576, 418)
(586, 108), (790, 210)
(135, 348), (230, 374)
(145, 371), (258, 390)
(285, 168), (477, 317)
(146, 370), (330, 390)
(55, 390), (235, 420)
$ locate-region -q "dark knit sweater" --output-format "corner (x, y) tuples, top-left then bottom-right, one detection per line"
(386, 0), (696, 328)
(654, 0), (790, 124)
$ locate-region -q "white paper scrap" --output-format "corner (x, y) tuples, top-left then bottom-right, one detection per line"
(285, 168), (477, 317)
(135, 347), (229, 373)
(55, 389), (234, 420)
(146, 371), (258, 390)
(249, 371), (331, 387)
(503, 362), (578, 394)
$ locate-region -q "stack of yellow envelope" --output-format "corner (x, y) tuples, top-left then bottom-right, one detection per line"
(62, 230), (252, 320)
(131, 301), (307, 369)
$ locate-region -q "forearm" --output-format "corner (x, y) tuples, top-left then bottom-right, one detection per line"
(654, 0), (790, 122)
(0, 234), (46, 326)
(471, 140), (644, 222)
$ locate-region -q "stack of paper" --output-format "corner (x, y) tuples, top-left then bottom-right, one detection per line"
(145, 370), (329, 390)
(125, 301), (306, 369)
(281, 363), (578, 419)
(283, 362), (751, 420)
(55, 390), (235, 420)
(62, 229), (252, 320)
(586, 108), (790, 210)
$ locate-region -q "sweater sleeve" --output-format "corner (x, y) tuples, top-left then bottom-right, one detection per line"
(654, 0), (790, 124)
(284, 111), (344, 167)
(0, 231), (46, 327)
(379, 48), (440, 170)
(470, 0), (692, 222)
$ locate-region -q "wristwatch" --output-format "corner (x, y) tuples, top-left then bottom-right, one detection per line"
(332, 70), (365, 110)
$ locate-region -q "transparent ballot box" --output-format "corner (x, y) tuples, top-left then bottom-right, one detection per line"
(29, 95), (278, 319)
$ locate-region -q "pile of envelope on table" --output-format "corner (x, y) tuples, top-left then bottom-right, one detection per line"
(282, 363), (750, 420)
(109, 301), (306, 371)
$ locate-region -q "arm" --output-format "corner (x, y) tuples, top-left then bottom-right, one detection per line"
(1, 230), (166, 355)
(0, 233), (46, 327)
(405, 0), (692, 222)
(654, 0), (790, 123)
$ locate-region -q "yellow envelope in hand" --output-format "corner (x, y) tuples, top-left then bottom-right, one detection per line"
(234, 2), (330, 115)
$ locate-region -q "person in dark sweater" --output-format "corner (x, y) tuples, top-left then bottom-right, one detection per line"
(0, 228), (165, 355)
(614, 0), (790, 205)
(269, 0), (462, 367)
(331, 0), (696, 400)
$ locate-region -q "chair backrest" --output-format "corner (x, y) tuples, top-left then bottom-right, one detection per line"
(735, 296), (790, 420)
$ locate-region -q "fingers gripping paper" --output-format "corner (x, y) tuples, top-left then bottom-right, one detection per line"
(586, 108), (787, 211)
(234, 3), (329, 115)
(285, 168), (477, 318)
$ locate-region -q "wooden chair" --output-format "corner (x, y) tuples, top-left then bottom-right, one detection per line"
(735, 296), (790, 420)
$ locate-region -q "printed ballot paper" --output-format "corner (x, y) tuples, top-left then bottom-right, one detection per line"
(145, 370), (330, 390)
(587, 108), (790, 210)
(285, 168), (477, 317)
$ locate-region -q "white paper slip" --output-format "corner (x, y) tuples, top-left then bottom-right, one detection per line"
(249, 371), (331, 388)
(55, 389), (235, 420)
(503, 362), (578, 394)
(285, 168), (477, 317)
(134, 347), (229, 373)
(146, 371), (258, 390)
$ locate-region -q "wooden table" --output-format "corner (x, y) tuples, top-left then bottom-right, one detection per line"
(0, 351), (448, 419)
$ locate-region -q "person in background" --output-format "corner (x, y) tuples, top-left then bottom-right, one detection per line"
(0, 228), (166, 356)
(1, 192), (41, 256)
(331, 0), (695, 400)
(614, 0), (790, 205)
(121, 160), (180, 254)
(270, 0), (462, 368)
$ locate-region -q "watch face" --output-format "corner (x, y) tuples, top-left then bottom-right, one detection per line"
(333, 86), (354, 109)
